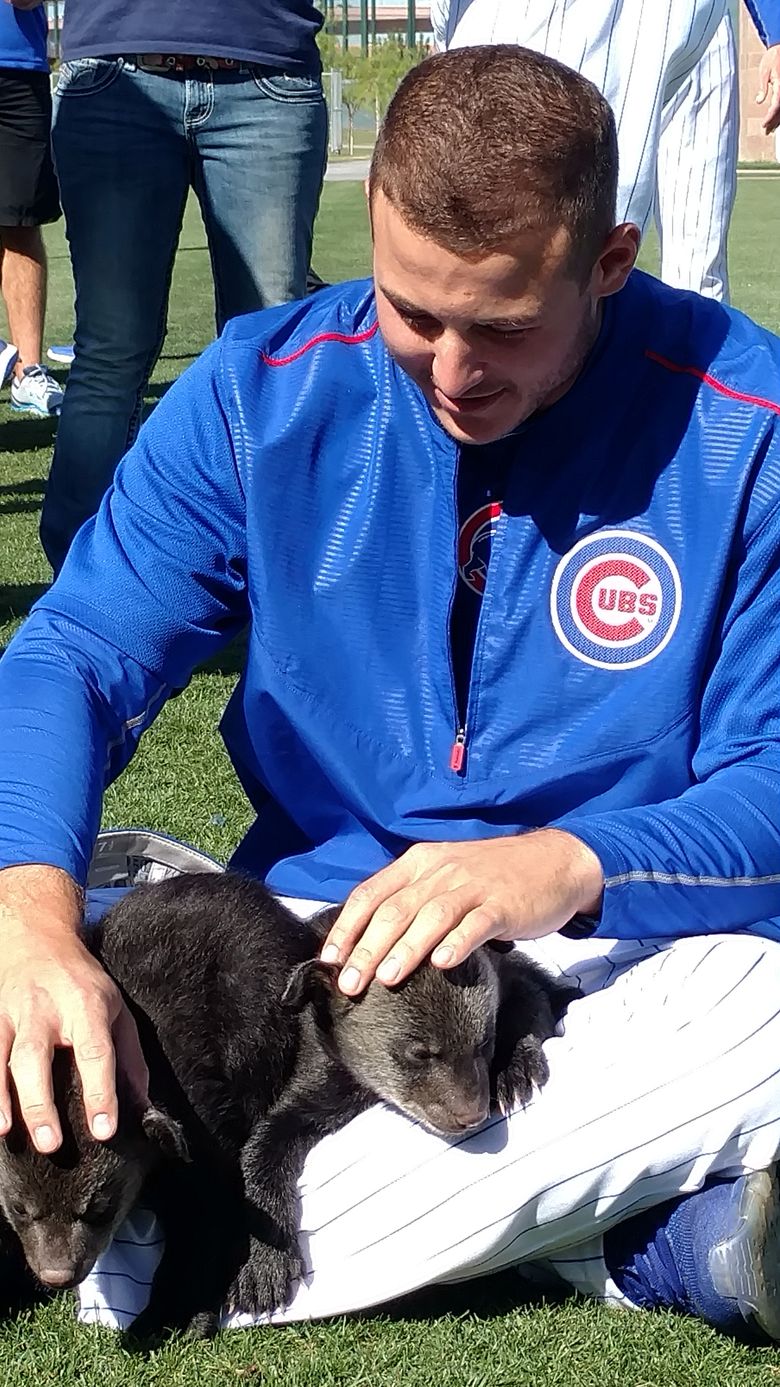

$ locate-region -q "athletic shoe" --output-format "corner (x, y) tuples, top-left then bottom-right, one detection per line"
(10, 363), (64, 417)
(46, 343), (75, 366)
(84, 828), (225, 926)
(709, 1168), (780, 1341)
(606, 1171), (780, 1341)
(86, 827), (225, 888)
(0, 338), (18, 386)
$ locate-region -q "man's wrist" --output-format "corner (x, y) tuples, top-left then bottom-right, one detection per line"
(0, 863), (84, 940)
(538, 827), (605, 916)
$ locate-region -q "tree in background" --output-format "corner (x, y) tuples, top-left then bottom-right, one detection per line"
(318, 33), (430, 152)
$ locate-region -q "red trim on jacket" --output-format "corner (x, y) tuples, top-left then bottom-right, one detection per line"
(645, 350), (780, 416)
(261, 322), (379, 368)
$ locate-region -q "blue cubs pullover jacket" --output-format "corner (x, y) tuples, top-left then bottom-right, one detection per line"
(1, 271), (780, 943)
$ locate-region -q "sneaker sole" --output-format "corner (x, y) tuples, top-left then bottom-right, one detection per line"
(10, 400), (61, 418)
(709, 1169), (780, 1340)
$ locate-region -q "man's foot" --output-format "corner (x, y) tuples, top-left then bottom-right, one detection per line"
(0, 339), (18, 386)
(605, 1170), (780, 1340)
(709, 1168), (780, 1341)
(46, 342), (75, 366)
(10, 364), (64, 417)
(46, 343), (75, 367)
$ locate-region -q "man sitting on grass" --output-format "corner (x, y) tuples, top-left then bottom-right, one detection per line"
(2, 45), (780, 1339)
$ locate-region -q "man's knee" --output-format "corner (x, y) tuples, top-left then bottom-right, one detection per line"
(0, 225), (45, 259)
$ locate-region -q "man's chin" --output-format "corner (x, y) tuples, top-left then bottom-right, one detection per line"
(433, 401), (525, 445)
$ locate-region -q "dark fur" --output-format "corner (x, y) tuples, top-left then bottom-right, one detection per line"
(0, 873), (576, 1336)
(0, 1051), (186, 1295)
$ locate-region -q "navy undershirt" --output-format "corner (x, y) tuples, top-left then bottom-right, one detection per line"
(451, 438), (514, 724)
(60, 0), (324, 72)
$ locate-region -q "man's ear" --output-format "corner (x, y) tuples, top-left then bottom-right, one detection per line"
(141, 1106), (190, 1163)
(282, 958), (340, 1013)
(591, 222), (641, 299)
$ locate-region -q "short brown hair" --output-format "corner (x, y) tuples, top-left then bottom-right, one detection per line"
(369, 45), (618, 278)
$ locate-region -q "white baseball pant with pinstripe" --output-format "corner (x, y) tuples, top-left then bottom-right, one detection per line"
(430, 0), (737, 300)
(78, 909), (780, 1330)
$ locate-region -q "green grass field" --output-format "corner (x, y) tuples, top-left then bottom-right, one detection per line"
(1, 177), (780, 1385)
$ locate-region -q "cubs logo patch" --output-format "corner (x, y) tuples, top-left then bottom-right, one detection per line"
(459, 501), (502, 596)
(550, 530), (681, 669)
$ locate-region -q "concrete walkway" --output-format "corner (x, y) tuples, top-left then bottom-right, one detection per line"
(325, 158), (371, 182)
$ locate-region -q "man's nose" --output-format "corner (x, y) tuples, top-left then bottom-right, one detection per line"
(432, 332), (483, 397)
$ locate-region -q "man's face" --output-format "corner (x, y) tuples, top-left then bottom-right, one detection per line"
(372, 191), (605, 446)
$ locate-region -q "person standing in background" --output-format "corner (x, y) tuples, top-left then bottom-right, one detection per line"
(431, 0), (780, 302)
(0, 0), (64, 417)
(40, 0), (328, 575)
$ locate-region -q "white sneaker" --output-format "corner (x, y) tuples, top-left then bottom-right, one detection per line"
(46, 343), (75, 366)
(11, 363), (64, 417)
(0, 339), (18, 386)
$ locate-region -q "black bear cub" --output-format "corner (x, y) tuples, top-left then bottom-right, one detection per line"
(0, 873), (576, 1335)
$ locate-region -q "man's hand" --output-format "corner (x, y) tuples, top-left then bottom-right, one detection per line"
(757, 45), (780, 135)
(321, 829), (604, 995)
(0, 865), (148, 1153)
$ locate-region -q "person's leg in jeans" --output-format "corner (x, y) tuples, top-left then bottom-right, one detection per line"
(41, 60), (190, 574)
(190, 66), (327, 325)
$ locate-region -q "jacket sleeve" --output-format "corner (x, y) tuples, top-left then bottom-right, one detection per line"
(745, 0), (780, 47)
(556, 425), (780, 941)
(0, 337), (249, 885)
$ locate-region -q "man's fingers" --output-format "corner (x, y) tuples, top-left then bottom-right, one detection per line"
(763, 89), (780, 134)
(8, 1032), (61, 1152)
(430, 905), (509, 969)
(756, 52), (780, 133)
(112, 1004), (149, 1111)
(0, 1019), (13, 1135)
(71, 1011), (118, 1141)
(321, 856), (426, 964)
(335, 885), (481, 994)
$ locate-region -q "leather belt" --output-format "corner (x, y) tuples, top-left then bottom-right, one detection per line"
(133, 54), (247, 74)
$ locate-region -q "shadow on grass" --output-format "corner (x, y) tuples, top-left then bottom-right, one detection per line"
(0, 478), (45, 516)
(0, 582), (49, 626)
(119, 1272), (565, 1358)
(0, 479), (44, 496)
(0, 415), (58, 452)
(369, 1269), (568, 1325)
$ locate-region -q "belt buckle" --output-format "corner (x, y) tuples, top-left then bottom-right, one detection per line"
(136, 53), (174, 72)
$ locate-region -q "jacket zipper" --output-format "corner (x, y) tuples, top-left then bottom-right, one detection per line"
(450, 726), (467, 772)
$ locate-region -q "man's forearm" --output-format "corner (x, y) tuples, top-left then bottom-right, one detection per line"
(559, 763), (780, 942)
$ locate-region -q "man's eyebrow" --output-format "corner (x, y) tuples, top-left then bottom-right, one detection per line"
(379, 287), (432, 317)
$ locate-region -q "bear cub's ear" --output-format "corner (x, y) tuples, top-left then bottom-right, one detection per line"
(281, 958), (340, 1013)
(141, 1106), (190, 1162)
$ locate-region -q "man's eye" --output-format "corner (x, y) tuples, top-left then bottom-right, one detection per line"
(483, 325), (528, 340)
(400, 312), (437, 334)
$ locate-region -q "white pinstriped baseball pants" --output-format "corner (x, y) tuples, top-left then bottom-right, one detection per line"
(430, 0), (737, 300)
(79, 916), (780, 1330)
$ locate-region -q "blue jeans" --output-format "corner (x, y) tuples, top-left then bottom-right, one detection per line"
(41, 57), (327, 573)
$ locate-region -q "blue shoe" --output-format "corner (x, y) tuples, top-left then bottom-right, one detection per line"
(606, 1171), (780, 1340)
(0, 338), (18, 386)
(46, 343), (75, 366)
(709, 1169), (780, 1341)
